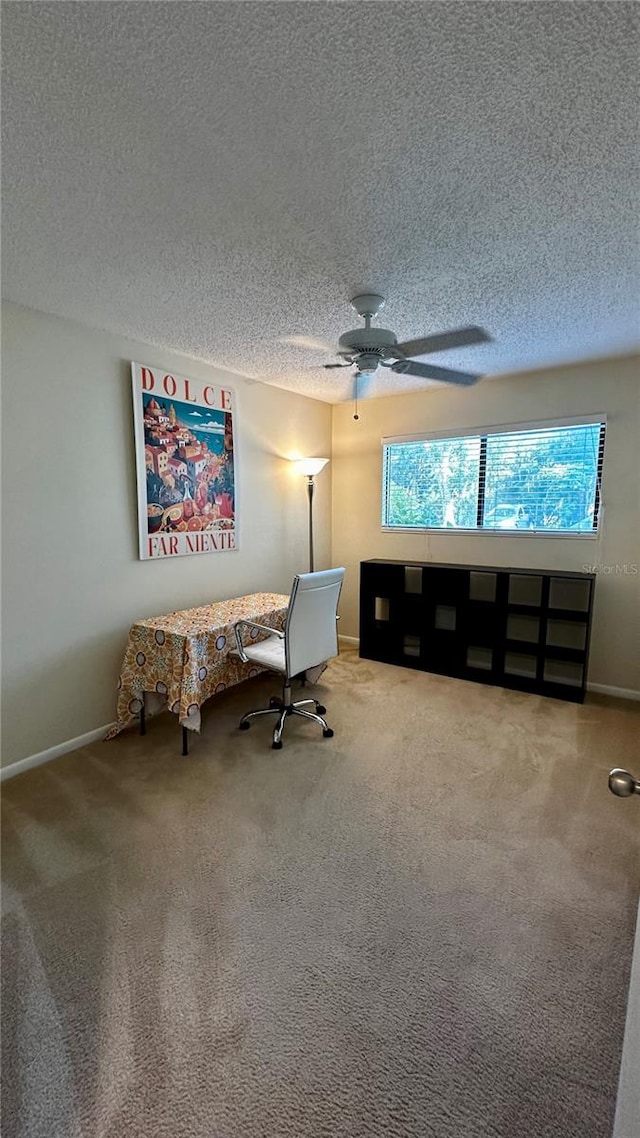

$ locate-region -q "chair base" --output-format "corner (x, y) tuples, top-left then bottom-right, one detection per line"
(238, 683), (333, 749)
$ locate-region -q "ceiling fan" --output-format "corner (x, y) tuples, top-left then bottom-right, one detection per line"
(284, 294), (492, 386)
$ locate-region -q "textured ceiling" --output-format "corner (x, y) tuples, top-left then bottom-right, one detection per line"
(2, 2), (638, 403)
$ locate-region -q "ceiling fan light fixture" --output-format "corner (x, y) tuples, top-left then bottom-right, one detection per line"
(356, 353), (380, 374)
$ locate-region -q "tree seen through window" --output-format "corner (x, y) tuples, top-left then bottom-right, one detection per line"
(384, 422), (604, 533)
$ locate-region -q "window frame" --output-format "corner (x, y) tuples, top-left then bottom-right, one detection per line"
(381, 415), (606, 539)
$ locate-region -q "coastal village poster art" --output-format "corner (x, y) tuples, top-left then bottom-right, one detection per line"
(132, 363), (236, 559)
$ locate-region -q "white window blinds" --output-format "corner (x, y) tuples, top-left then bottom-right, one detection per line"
(382, 418), (606, 534)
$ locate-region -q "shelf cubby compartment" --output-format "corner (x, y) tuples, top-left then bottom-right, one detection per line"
(359, 560), (594, 704)
(504, 651), (537, 679)
(544, 659), (584, 687)
(374, 597), (390, 623)
(435, 605), (457, 632)
(403, 634), (421, 658)
(506, 614), (540, 644)
(546, 619), (587, 651)
(467, 646), (493, 671)
(404, 566), (422, 595)
(508, 575), (542, 607)
(548, 577), (591, 612)
(469, 571), (497, 603)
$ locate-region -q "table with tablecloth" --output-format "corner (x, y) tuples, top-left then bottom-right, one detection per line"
(106, 592), (291, 738)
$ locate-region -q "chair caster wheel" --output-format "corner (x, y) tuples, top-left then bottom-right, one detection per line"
(323, 728), (334, 738)
(316, 704), (326, 715)
(272, 740), (283, 750)
(239, 721), (250, 730)
(269, 697), (282, 708)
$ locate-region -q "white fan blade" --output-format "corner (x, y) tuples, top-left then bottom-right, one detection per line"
(278, 334), (335, 353)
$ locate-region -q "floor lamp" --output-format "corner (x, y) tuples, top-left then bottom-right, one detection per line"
(291, 458), (329, 572)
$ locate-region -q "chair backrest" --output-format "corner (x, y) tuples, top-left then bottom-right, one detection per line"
(285, 568), (345, 678)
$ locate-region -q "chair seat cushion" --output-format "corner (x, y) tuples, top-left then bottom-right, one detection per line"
(241, 636), (286, 672)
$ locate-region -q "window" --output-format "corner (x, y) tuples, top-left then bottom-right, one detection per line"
(382, 418), (605, 534)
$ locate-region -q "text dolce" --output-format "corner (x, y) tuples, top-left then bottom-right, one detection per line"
(140, 367), (232, 412)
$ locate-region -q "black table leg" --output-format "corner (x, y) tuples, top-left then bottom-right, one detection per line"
(140, 702), (146, 736)
(182, 726), (189, 756)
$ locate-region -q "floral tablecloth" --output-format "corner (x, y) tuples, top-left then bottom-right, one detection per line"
(106, 593), (290, 737)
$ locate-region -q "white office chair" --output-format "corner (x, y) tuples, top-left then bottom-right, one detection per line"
(233, 567), (345, 749)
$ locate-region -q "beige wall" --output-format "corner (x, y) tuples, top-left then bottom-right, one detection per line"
(2, 307), (638, 770)
(1, 303), (332, 767)
(332, 355), (640, 693)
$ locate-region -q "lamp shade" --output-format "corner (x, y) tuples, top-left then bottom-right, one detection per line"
(291, 457), (329, 477)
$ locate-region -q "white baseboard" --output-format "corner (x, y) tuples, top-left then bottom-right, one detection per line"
(587, 683), (640, 701)
(1, 723), (115, 783)
(339, 635), (360, 647)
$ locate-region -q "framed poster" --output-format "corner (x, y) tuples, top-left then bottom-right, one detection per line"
(131, 362), (237, 559)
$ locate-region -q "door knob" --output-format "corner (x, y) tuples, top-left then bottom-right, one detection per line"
(608, 768), (640, 797)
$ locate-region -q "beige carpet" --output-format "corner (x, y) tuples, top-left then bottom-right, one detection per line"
(2, 647), (639, 1138)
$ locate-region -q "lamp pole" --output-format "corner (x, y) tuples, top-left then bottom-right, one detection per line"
(290, 458), (329, 574)
(306, 475), (315, 572)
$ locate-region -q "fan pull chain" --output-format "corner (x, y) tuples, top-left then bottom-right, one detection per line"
(353, 374), (360, 421)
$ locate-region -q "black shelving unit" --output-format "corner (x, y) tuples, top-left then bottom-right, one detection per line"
(359, 559), (596, 703)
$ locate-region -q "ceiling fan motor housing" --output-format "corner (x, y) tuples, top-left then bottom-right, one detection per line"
(338, 327), (398, 371)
